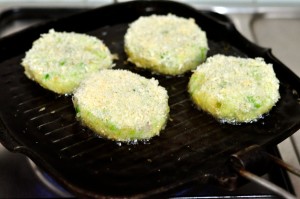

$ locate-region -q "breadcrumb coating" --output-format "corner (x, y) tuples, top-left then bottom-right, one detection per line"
(73, 69), (169, 141)
(188, 54), (280, 123)
(22, 29), (113, 94)
(124, 14), (208, 75)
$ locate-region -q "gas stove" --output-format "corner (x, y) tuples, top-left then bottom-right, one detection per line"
(0, 143), (294, 198)
(0, 2), (299, 198)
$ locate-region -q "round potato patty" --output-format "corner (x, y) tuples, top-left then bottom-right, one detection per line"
(21, 29), (113, 94)
(73, 69), (169, 142)
(188, 54), (280, 123)
(124, 14), (208, 76)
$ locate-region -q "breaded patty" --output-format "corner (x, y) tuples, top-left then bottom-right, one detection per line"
(124, 14), (208, 76)
(21, 29), (113, 94)
(73, 69), (169, 142)
(188, 54), (280, 123)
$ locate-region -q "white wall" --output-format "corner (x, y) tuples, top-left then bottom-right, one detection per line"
(0, 0), (300, 7)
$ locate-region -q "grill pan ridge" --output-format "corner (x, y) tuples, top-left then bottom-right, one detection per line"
(0, 1), (300, 198)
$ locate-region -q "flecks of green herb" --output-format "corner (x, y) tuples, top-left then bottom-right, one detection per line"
(44, 74), (50, 80)
(160, 52), (167, 59)
(59, 60), (66, 66)
(78, 62), (85, 68)
(247, 96), (261, 108)
(75, 106), (80, 114)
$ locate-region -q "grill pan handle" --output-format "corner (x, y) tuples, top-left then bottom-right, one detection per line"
(230, 145), (299, 199)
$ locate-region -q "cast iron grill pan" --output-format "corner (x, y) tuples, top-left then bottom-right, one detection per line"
(0, 1), (300, 198)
